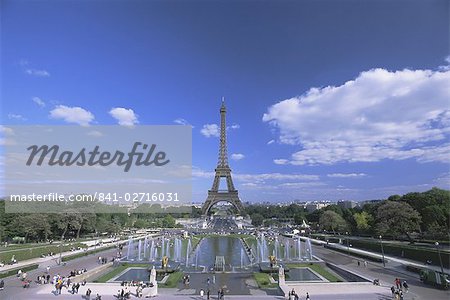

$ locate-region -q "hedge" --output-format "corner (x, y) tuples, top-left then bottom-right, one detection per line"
(0, 264), (39, 279)
(348, 239), (450, 268)
(62, 245), (115, 262)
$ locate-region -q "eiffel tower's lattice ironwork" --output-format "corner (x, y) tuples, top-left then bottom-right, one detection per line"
(201, 99), (245, 215)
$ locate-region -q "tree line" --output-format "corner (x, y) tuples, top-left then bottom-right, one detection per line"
(246, 187), (450, 241)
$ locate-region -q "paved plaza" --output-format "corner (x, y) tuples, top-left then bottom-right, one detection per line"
(1, 238), (449, 300)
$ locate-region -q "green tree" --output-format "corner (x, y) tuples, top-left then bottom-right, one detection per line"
(376, 201), (421, 240)
(251, 213), (264, 227)
(319, 210), (348, 234)
(353, 211), (373, 232)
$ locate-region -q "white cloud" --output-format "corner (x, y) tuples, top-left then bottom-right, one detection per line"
(263, 68), (450, 165)
(229, 124), (240, 130)
(200, 124), (219, 137)
(231, 153), (245, 160)
(7, 114), (26, 121)
(109, 107), (138, 127)
(191, 167), (319, 182)
(0, 126), (15, 146)
(327, 173), (367, 178)
(267, 139), (275, 145)
(87, 130), (103, 137)
(32, 97), (46, 107)
(25, 68), (50, 77)
(235, 172), (319, 182)
(50, 105), (94, 126)
(174, 118), (194, 127)
(273, 159), (289, 165)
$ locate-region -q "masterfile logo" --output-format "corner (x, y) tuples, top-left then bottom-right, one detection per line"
(3, 125), (192, 213)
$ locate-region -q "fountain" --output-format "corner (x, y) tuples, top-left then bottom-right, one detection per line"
(284, 239), (290, 261)
(149, 239), (155, 261)
(306, 238), (313, 260)
(274, 237), (280, 260)
(185, 238), (192, 267)
(143, 236), (148, 259)
(138, 239), (142, 261)
(126, 238), (134, 260)
(297, 238), (301, 260)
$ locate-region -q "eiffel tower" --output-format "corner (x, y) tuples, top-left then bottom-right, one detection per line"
(201, 99), (245, 216)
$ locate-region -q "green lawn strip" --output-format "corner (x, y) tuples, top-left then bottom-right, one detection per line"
(253, 272), (278, 288)
(93, 263), (149, 283)
(0, 263), (39, 279)
(286, 263), (341, 282)
(61, 245), (115, 262)
(0, 243), (87, 263)
(160, 271), (183, 288)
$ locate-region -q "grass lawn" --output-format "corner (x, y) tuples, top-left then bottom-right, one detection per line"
(0, 264), (39, 279)
(160, 271), (183, 288)
(0, 243), (87, 263)
(286, 263), (342, 282)
(253, 272), (278, 288)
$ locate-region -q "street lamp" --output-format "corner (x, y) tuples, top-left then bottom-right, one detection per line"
(435, 242), (445, 275)
(379, 235), (385, 267)
(346, 232), (350, 256)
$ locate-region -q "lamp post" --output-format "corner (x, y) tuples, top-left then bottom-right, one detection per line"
(435, 242), (444, 275)
(379, 235), (385, 267)
(346, 232), (350, 256)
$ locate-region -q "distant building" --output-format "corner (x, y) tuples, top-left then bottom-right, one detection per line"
(305, 201), (330, 213)
(337, 200), (358, 209)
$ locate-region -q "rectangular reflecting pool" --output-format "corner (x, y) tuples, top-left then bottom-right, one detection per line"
(115, 268), (150, 282)
(285, 268), (323, 281)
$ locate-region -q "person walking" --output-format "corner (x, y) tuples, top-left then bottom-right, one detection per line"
(402, 280), (408, 292)
(395, 278), (400, 289)
(86, 288), (92, 299)
(46, 265), (50, 274)
(206, 289), (210, 300)
(200, 288), (204, 298)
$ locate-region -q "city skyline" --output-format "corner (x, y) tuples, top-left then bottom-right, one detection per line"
(1, 0), (449, 202)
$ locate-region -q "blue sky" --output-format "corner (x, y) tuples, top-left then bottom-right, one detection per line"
(1, 0), (449, 202)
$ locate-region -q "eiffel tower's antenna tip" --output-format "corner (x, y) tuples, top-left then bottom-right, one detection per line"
(222, 96), (225, 103)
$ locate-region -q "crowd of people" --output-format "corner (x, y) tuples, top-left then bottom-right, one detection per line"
(390, 278), (408, 300)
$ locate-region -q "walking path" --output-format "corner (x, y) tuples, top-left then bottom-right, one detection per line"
(299, 236), (450, 274)
(0, 235), (151, 273)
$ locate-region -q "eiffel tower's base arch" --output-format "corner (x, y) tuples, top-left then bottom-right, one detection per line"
(201, 191), (246, 216)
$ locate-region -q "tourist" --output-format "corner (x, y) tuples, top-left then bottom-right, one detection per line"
(390, 286), (396, 296)
(357, 260), (360, 267)
(395, 278), (400, 289)
(200, 288), (204, 298)
(0, 279), (4, 290)
(402, 280), (408, 292)
(46, 265), (50, 273)
(364, 260), (367, 267)
(207, 289), (210, 299)
(86, 288), (92, 299)
(95, 293), (102, 300)
(306, 292), (310, 300)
